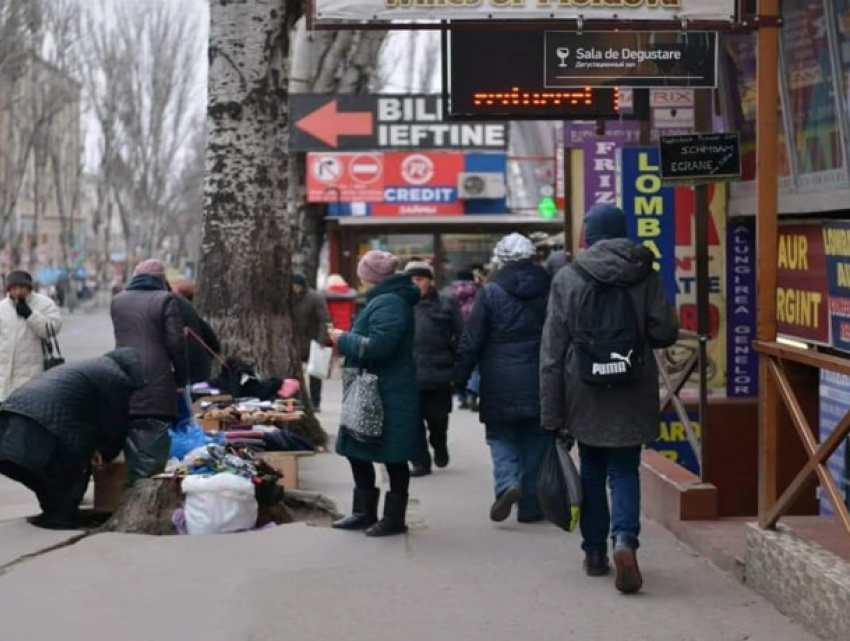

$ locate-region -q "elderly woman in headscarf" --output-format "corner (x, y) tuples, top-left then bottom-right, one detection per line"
(454, 233), (552, 524)
(328, 251), (421, 537)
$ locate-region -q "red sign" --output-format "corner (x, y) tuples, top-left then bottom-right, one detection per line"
(777, 223), (830, 344)
(307, 153), (384, 203)
(372, 152), (464, 216)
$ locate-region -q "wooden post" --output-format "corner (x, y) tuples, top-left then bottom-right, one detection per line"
(756, 0), (781, 526)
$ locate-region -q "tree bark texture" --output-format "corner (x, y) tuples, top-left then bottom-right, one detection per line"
(198, 0), (304, 382)
(101, 478), (181, 535)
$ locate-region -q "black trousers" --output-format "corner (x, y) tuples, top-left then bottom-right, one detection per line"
(0, 415), (89, 521)
(414, 387), (452, 467)
(309, 376), (323, 409)
(348, 457), (410, 496)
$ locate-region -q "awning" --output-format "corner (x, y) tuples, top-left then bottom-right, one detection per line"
(333, 215), (564, 228)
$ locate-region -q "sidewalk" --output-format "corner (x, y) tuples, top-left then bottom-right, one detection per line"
(0, 350), (821, 640)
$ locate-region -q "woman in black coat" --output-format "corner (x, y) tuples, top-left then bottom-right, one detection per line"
(0, 348), (146, 530)
(454, 234), (551, 525)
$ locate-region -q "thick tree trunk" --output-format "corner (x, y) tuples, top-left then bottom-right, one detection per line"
(101, 479), (181, 535)
(197, 1), (312, 386)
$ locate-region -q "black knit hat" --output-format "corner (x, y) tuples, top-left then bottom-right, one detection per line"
(455, 269), (475, 282)
(6, 270), (33, 291)
(291, 271), (307, 286)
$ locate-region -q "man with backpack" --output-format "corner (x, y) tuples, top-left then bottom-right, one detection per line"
(540, 204), (678, 594)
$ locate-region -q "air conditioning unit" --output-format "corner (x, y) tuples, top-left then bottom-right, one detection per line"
(457, 172), (506, 199)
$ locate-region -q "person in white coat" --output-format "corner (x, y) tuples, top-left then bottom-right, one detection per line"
(0, 271), (63, 401)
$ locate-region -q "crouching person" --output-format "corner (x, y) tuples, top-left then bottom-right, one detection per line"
(0, 348), (146, 530)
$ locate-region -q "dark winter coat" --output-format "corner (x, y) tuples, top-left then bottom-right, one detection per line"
(335, 274), (421, 464)
(174, 294), (221, 384)
(540, 238), (679, 447)
(292, 288), (331, 362)
(111, 275), (189, 419)
(413, 289), (463, 390)
(454, 260), (551, 427)
(0, 348), (146, 468)
(450, 280), (481, 323)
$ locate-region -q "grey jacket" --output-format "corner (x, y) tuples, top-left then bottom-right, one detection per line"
(540, 239), (678, 447)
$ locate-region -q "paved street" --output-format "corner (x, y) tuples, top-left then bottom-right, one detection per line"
(0, 312), (818, 640)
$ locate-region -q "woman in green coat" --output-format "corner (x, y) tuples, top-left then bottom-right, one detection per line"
(328, 250), (421, 537)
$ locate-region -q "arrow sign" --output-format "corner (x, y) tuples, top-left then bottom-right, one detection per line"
(294, 100), (374, 148)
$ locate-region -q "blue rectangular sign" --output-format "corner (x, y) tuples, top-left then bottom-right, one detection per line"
(619, 147), (677, 305)
(726, 217), (759, 398)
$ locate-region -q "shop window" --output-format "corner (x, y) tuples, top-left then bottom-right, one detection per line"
(781, 0), (844, 178)
(721, 33), (792, 182)
(442, 234), (504, 280)
(355, 233), (434, 269)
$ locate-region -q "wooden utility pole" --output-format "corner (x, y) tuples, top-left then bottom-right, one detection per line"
(756, 0), (781, 525)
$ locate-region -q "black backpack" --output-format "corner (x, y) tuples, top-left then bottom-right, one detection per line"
(571, 263), (643, 385)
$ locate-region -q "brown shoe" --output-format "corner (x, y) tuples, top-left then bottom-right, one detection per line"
(613, 543), (643, 594)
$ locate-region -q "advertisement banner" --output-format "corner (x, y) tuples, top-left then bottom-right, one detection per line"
(314, 0), (737, 25)
(648, 411), (701, 476)
(726, 218), (759, 398)
(371, 152), (465, 216)
(564, 121), (641, 148)
(544, 31), (717, 89)
(823, 221), (850, 354)
(672, 184), (727, 392)
(619, 148), (677, 305)
(583, 137), (621, 213)
(777, 223), (830, 344)
(818, 370), (850, 516)
(291, 95), (508, 152)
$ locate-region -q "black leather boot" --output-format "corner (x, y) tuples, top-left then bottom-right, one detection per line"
(364, 492), (408, 537)
(583, 550), (611, 577)
(332, 488), (380, 530)
(410, 462), (432, 477)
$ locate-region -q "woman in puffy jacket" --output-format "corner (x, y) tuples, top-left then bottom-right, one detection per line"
(454, 234), (551, 525)
(328, 251), (421, 538)
(0, 348), (146, 529)
(0, 270), (63, 401)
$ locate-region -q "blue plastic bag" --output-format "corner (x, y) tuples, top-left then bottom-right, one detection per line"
(169, 424), (223, 461)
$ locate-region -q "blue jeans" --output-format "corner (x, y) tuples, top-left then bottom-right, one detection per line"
(467, 368), (481, 395)
(486, 423), (549, 520)
(578, 443), (642, 553)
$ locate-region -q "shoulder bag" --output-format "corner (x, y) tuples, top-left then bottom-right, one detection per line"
(339, 339), (383, 443)
(41, 322), (65, 371)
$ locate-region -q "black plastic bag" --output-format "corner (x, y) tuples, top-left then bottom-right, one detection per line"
(536, 434), (582, 532)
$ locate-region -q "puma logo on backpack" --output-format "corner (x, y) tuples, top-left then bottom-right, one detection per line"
(572, 264), (643, 385)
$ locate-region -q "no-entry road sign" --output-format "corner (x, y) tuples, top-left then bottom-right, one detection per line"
(290, 94), (508, 152)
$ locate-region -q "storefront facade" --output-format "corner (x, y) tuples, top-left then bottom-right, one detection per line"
(328, 215), (562, 289)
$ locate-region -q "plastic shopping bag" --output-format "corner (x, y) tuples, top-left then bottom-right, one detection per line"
(182, 473), (258, 535)
(536, 434), (582, 532)
(306, 340), (333, 379)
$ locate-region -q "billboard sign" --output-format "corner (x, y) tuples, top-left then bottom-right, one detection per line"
(291, 95), (508, 152)
(308, 151), (482, 216)
(373, 152), (465, 216)
(823, 221), (850, 354)
(726, 218), (758, 398)
(777, 223), (830, 344)
(544, 32), (717, 89)
(314, 0), (737, 25)
(658, 133), (742, 182)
